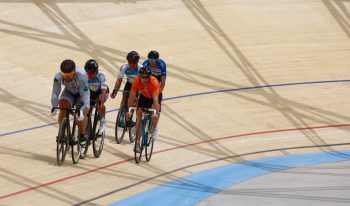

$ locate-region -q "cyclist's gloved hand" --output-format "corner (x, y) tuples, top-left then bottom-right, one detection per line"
(111, 89), (117, 99)
(51, 108), (57, 116)
(77, 109), (84, 121)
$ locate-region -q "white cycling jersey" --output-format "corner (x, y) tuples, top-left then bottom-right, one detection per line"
(117, 63), (142, 84)
(88, 70), (108, 92)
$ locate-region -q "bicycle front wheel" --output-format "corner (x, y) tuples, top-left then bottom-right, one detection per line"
(145, 121), (154, 162)
(134, 123), (143, 164)
(128, 110), (137, 143)
(93, 114), (104, 158)
(115, 104), (127, 144)
(57, 118), (69, 166)
(71, 120), (81, 164)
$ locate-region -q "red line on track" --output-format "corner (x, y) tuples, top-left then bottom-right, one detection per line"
(1, 123), (350, 200)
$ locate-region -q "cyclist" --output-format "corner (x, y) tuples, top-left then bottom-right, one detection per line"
(84, 59), (109, 135)
(51, 59), (90, 145)
(142, 50), (166, 136)
(127, 66), (160, 152)
(111, 51), (142, 126)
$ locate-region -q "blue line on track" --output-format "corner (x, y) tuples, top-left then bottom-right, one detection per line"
(109, 150), (350, 206)
(1, 79), (349, 137)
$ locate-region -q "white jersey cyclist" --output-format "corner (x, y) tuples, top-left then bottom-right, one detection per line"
(51, 68), (90, 110)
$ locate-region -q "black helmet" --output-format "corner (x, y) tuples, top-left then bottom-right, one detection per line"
(126, 51), (140, 62)
(139, 66), (152, 77)
(84, 59), (99, 72)
(60, 59), (76, 73)
(147, 50), (159, 59)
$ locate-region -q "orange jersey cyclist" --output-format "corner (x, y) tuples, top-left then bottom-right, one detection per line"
(127, 66), (160, 152)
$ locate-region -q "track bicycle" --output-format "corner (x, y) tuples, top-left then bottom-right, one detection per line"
(129, 107), (157, 163)
(52, 105), (83, 166)
(80, 99), (105, 159)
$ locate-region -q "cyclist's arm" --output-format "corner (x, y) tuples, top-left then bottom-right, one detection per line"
(79, 74), (90, 110)
(159, 60), (167, 93)
(51, 72), (62, 108)
(160, 76), (166, 93)
(152, 94), (160, 112)
(127, 91), (136, 110)
(112, 65), (126, 95)
(99, 71), (108, 103)
(113, 78), (123, 93)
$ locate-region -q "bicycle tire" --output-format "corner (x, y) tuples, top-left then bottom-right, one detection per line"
(93, 113), (104, 158)
(128, 111), (137, 143)
(71, 120), (81, 164)
(115, 104), (127, 144)
(134, 123), (143, 164)
(145, 119), (154, 161)
(80, 116), (92, 159)
(57, 118), (68, 166)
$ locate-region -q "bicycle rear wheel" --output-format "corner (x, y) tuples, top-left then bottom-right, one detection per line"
(93, 114), (104, 158)
(80, 116), (92, 159)
(71, 120), (81, 164)
(134, 123), (143, 164)
(57, 118), (69, 166)
(115, 104), (127, 144)
(145, 121), (154, 162)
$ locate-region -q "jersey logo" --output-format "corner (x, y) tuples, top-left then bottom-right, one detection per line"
(54, 78), (58, 83)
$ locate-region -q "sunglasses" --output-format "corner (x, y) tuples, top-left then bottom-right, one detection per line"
(61, 70), (76, 79)
(149, 59), (157, 63)
(141, 76), (150, 79)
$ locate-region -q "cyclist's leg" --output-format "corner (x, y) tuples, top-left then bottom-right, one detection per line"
(58, 89), (74, 127)
(98, 89), (109, 133)
(136, 95), (153, 140)
(120, 82), (132, 107)
(152, 92), (162, 129)
(75, 94), (89, 138)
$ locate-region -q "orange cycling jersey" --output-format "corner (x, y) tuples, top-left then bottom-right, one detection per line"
(131, 76), (160, 98)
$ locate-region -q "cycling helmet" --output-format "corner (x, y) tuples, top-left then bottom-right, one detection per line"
(60, 59), (76, 73)
(126, 51), (140, 61)
(84, 59), (99, 72)
(147, 50), (159, 59)
(139, 66), (152, 77)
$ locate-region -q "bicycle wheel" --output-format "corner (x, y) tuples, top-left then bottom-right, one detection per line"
(128, 110), (137, 143)
(71, 120), (81, 164)
(57, 118), (69, 166)
(80, 116), (92, 159)
(145, 120), (154, 162)
(115, 104), (127, 144)
(134, 123), (143, 164)
(93, 113), (104, 158)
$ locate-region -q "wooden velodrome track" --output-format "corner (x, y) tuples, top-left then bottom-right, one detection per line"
(1, 0), (350, 205)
